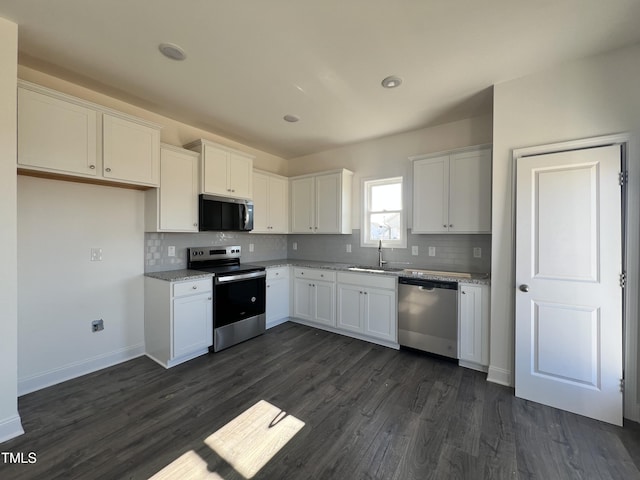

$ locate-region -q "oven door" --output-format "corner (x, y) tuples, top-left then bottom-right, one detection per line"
(214, 270), (266, 328)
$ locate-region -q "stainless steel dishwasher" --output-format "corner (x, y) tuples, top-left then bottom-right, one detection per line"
(397, 277), (458, 359)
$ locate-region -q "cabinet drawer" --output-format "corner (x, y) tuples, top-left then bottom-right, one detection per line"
(294, 268), (336, 282)
(173, 278), (212, 297)
(337, 272), (396, 290)
(267, 266), (290, 280)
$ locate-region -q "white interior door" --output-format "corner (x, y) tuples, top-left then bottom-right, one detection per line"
(515, 144), (623, 426)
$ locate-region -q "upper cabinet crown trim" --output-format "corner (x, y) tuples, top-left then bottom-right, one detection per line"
(289, 168), (354, 180)
(408, 143), (492, 162)
(183, 138), (255, 160)
(17, 80), (163, 131)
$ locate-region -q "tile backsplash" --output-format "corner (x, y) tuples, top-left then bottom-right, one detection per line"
(287, 230), (491, 273)
(144, 232), (288, 272)
(146, 230), (491, 274)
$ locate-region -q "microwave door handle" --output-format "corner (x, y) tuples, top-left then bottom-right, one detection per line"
(243, 203), (249, 228)
(238, 203), (245, 229)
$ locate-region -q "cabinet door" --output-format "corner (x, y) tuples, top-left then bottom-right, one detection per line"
(103, 114), (160, 186)
(173, 293), (213, 359)
(228, 152), (253, 199)
(290, 177), (315, 233)
(458, 284), (489, 366)
(449, 149), (492, 233)
(18, 87), (98, 176)
(363, 288), (396, 342)
(293, 278), (313, 321)
(252, 172), (270, 232)
(337, 284), (363, 333)
(268, 175), (288, 233)
(313, 280), (336, 327)
(202, 144), (229, 195)
(159, 147), (198, 231)
(412, 155), (449, 233)
(267, 276), (290, 325)
(315, 173), (341, 233)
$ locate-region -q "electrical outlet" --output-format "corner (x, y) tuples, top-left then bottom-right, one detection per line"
(346, 244), (352, 253)
(411, 246), (419, 256)
(249, 243), (255, 252)
(168, 246), (176, 257)
(91, 319), (104, 332)
(428, 246), (436, 257)
(90, 248), (103, 261)
(292, 242), (298, 251)
(473, 247), (482, 258)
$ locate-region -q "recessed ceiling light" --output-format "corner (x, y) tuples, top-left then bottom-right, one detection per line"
(381, 75), (403, 88)
(283, 114), (300, 123)
(159, 43), (187, 61)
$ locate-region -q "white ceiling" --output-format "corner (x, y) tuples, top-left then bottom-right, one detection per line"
(2, 1), (640, 159)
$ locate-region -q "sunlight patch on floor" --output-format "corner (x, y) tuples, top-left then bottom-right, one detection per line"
(204, 399), (306, 479)
(149, 450), (225, 480)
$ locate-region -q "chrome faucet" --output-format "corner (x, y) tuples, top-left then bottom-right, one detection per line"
(378, 240), (387, 268)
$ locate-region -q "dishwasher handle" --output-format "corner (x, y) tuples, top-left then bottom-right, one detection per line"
(399, 277), (458, 290)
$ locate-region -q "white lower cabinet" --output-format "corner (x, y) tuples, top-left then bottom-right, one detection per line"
(292, 268), (336, 327)
(266, 267), (290, 328)
(458, 283), (490, 371)
(337, 272), (397, 345)
(144, 276), (213, 368)
(290, 267), (398, 348)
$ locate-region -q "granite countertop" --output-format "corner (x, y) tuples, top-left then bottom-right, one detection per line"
(144, 269), (214, 282)
(251, 259), (491, 285)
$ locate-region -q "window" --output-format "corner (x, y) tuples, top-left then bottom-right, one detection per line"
(362, 177), (405, 248)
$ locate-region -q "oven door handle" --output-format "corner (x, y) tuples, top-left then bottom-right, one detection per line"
(216, 270), (266, 284)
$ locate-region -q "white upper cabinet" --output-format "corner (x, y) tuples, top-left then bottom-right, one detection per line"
(253, 170), (288, 233)
(103, 113), (160, 185)
(412, 146), (492, 234)
(145, 144), (199, 232)
(185, 139), (254, 199)
(290, 169), (353, 234)
(18, 86), (98, 176)
(17, 81), (161, 188)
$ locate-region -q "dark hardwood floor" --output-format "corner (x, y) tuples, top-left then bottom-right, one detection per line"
(2, 322), (639, 479)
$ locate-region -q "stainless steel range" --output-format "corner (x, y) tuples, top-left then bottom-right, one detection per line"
(187, 245), (266, 352)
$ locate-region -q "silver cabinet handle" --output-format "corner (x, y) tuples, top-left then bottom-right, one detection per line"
(449, 224), (453, 228)
(192, 285), (197, 289)
(193, 223), (198, 227)
(443, 224), (447, 228)
(207, 297), (212, 300)
(519, 284), (530, 292)
(89, 165), (95, 169)
(461, 291), (466, 295)
(105, 167), (111, 172)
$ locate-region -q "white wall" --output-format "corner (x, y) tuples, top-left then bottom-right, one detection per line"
(288, 115), (493, 227)
(17, 177), (146, 394)
(491, 42), (640, 419)
(0, 17), (22, 442)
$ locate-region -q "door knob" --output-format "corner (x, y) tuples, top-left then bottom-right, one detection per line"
(519, 284), (530, 292)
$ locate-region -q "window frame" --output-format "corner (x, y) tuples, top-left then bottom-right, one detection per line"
(361, 176), (406, 248)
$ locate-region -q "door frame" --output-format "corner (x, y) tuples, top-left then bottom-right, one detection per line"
(512, 132), (638, 422)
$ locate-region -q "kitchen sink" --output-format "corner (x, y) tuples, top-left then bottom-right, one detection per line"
(347, 265), (404, 273)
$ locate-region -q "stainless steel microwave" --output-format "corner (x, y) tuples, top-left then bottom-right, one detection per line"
(198, 194), (254, 232)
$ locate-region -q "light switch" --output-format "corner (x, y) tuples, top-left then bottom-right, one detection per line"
(411, 246), (418, 256)
(428, 246), (436, 257)
(249, 243), (255, 252)
(346, 244), (352, 253)
(473, 247), (482, 258)
(292, 242), (298, 251)
(168, 246), (176, 257)
(90, 248), (103, 261)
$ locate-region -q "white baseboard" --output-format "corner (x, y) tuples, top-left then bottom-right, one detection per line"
(0, 414), (24, 444)
(266, 317), (290, 329)
(18, 343), (145, 396)
(459, 360), (489, 373)
(487, 365), (513, 387)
